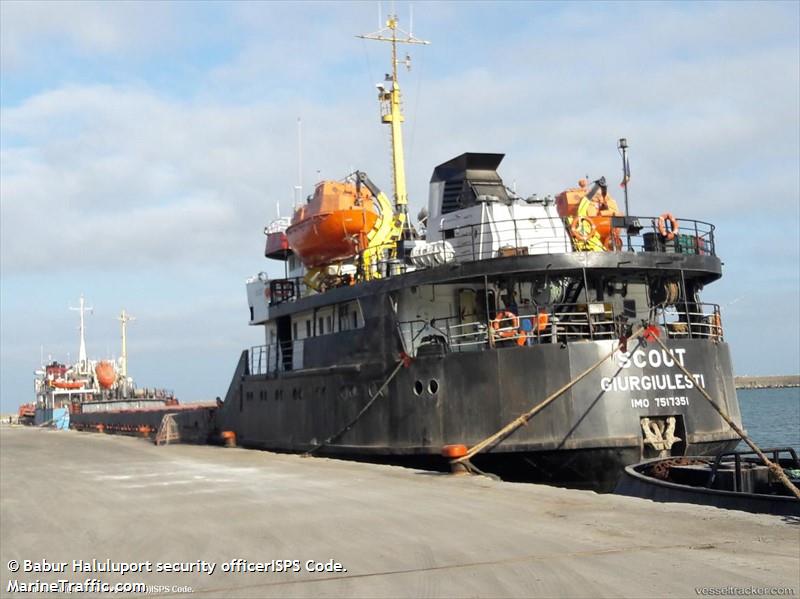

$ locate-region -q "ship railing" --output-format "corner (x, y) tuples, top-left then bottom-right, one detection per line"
(249, 342), (296, 376)
(442, 215), (716, 263)
(658, 302), (724, 340)
(265, 277), (309, 306)
(397, 302), (622, 356)
(446, 320), (490, 349)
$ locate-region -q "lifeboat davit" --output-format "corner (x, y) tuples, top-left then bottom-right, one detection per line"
(286, 181), (379, 268)
(95, 361), (117, 389)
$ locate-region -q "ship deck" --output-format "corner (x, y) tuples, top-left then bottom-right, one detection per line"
(1, 424), (797, 598)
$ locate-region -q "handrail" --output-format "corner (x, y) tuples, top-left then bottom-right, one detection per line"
(398, 301), (725, 356)
(249, 340), (297, 376)
(442, 215), (715, 263)
(706, 447), (800, 491)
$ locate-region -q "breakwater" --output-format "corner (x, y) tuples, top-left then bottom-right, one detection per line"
(735, 375), (800, 389)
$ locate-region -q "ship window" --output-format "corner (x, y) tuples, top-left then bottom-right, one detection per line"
(318, 317), (324, 335)
(292, 322), (298, 340)
(326, 315), (332, 333)
(338, 304), (349, 330)
(306, 320), (311, 337)
(352, 312), (358, 329)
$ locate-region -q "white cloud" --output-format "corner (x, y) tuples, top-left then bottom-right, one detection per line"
(0, 0), (179, 70)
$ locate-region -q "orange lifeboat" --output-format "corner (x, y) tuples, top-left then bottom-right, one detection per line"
(51, 380), (85, 389)
(95, 361), (117, 389)
(285, 180), (379, 268)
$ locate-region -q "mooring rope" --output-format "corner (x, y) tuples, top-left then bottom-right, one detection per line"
(453, 326), (647, 466)
(304, 355), (410, 456)
(453, 321), (800, 501)
(649, 334), (800, 500)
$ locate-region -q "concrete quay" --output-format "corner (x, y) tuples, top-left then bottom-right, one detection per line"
(1, 425), (798, 598)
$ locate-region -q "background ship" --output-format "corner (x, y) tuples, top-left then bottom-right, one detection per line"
(28, 296), (178, 429)
(214, 16), (743, 490)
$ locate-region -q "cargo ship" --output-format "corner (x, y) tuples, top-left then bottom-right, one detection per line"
(214, 16), (744, 490)
(29, 296), (214, 437)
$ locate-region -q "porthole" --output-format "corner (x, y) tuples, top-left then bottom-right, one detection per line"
(428, 379), (439, 395)
(413, 380), (424, 395)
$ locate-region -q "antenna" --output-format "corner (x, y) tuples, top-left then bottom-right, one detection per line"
(69, 294), (93, 373)
(356, 14), (429, 230)
(295, 117), (303, 208)
(618, 137), (631, 250)
(410, 3), (413, 37)
(117, 309), (136, 378)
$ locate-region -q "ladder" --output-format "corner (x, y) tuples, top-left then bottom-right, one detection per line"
(154, 413), (180, 446)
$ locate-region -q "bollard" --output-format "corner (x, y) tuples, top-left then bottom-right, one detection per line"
(441, 444), (470, 475)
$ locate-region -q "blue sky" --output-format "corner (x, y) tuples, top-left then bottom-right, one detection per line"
(1, 1), (798, 412)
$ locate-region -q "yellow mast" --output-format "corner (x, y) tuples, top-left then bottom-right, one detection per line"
(357, 15), (429, 222)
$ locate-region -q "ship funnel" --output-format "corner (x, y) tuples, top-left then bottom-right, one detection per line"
(428, 153), (508, 224)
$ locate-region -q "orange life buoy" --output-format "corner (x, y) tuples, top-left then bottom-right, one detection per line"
(657, 213), (679, 241)
(491, 311), (519, 338)
(536, 311), (549, 333)
(570, 216), (596, 242)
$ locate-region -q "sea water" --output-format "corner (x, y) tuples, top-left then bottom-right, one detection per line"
(736, 387), (800, 450)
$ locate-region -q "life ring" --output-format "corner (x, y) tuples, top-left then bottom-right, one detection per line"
(491, 311), (519, 338)
(657, 213), (679, 241)
(570, 216), (596, 242)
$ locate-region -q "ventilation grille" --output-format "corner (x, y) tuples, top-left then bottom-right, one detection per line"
(441, 180), (463, 215)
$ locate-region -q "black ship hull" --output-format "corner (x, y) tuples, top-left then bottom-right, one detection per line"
(217, 336), (742, 490)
